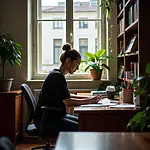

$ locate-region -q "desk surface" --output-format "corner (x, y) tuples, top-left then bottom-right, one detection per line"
(74, 103), (139, 132)
(55, 132), (150, 150)
(74, 105), (139, 113)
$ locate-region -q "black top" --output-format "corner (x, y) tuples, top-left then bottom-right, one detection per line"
(34, 69), (70, 128)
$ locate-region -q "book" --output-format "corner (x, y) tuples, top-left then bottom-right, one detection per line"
(91, 90), (106, 96)
(118, 65), (124, 79)
(125, 35), (137, 53)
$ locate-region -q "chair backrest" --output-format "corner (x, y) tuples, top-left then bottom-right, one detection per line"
(21, 83), (37, 128)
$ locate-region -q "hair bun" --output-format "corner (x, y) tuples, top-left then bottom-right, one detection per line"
(62, 43), (72, 51)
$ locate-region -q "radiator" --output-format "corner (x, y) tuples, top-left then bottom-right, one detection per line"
(33, 89), (41, 102)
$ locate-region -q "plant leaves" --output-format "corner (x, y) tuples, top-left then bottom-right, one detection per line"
(146, 63), (150, 74)
(101, 63), (110, 71)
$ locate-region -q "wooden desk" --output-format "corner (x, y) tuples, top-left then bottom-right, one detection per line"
(0, 90), (22, 144)
(55, 132), (150, 150)
(74, 106), (139, 132)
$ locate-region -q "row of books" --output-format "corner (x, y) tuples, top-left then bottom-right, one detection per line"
(127, 1), (138, 26)
(118, 18), (124, 35)
(118, 62), (138, 80)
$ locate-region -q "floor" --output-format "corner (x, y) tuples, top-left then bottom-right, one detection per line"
(16, 137), (56, 150)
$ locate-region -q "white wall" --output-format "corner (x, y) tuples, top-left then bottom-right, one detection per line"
(0, 0), (28, 89)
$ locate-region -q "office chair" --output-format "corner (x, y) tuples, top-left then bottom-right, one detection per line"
(21, 83), (60, 150)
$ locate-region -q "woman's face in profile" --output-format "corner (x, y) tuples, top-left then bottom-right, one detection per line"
(68, 58), (81, 74)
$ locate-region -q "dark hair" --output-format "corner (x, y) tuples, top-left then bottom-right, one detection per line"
(60, 43), (81, 63)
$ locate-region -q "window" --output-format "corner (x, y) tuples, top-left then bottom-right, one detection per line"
(95, 38), (97, 51)
(90, 0), (97, 6)
(79, 38), (88, 60)
(31, 0), (107, 80)
(79, 19), (88, 28)
(53, 39), (62, 64)
(53, 20), (63, 29)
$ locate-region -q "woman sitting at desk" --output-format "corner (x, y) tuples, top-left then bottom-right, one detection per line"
(34, 43), (100, 132)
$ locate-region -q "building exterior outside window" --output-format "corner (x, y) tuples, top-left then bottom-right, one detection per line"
(79, 38), (88, 60)
(32, 0), (107, 79)
(79, 19), (88, 28)
(53, 19), (63, 29)
(53, 39), (62, 64)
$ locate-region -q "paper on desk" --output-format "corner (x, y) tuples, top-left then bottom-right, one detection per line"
(81, 103), (117, 107)
(109, 104), (135, 108)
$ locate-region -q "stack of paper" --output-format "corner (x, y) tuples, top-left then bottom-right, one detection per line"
(81, 103), (117, 107)
(81, 98), (117, 107)
(110, 104), (135, 108)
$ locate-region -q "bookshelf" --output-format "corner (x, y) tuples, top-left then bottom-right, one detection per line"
(117, 0), (150, 83)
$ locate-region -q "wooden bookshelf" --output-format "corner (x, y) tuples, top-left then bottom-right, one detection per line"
(117, 0), (150, 84)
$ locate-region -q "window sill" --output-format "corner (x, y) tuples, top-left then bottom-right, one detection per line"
(26, 79), (111, 90)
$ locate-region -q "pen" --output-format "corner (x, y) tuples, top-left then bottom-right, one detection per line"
(128, 81), (130, 89)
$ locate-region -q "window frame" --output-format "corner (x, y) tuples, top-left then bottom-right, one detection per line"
(31, 0), (108, 80)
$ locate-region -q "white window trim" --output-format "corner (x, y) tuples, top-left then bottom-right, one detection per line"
(30, 0), (109, 80)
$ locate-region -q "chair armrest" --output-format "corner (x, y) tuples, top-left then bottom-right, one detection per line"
(41, 106), (62, 112)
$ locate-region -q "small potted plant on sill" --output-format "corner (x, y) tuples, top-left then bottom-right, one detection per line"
(0, 33), (22, 92)
(82, 49), (112, 80)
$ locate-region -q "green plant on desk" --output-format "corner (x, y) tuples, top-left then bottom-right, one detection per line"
(127, 63), (150, 131)
(81, 49), (112, 80)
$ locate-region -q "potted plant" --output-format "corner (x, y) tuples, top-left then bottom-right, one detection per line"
(0, 33), (22, 91)
(82, 49), (112, 80)
(127, 63), (150, 131)
(100, 0), (115, 18)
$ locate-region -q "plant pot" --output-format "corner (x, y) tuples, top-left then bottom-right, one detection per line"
(122, 88), (133, 103)
(90, 69), (102, 80)
(0, 78), (13, 92)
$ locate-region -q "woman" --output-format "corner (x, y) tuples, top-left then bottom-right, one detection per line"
(34, 43), (100, 133)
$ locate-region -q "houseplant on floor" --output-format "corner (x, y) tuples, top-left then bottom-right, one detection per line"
(127, 63), (150, 131)
(82, 49), (112, 80)
(0, 33), (22, 91)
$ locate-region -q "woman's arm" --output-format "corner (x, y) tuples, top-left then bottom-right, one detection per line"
(63, 96), (100, 107)
(70, 93), (91, 99)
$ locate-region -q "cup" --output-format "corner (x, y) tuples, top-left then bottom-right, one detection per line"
(106, 86), (116, 99)
(119, 91), (123, 104)
(122, 88), (133, 103)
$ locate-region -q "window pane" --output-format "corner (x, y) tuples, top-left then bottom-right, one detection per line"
(79, 18), (88, 28)
(73, 20), (101, 53)
(53, 39), (62, 64)
(38, 0), (66, 20)
(73, 20), (101, 74)
(79, 38), (88, 60)
(73, 0), (101, 19)
(53, 20), (63, 29)
(37, 21), (65, 73)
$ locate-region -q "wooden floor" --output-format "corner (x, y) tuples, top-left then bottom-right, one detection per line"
(16, 137), (56, 150)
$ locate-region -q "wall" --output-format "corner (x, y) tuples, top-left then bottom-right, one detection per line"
(0, 0), (117, 91)
(0, 0), (28, 89)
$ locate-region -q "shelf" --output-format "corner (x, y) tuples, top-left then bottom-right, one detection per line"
(117, 32), (124, 39)
(117, 54), (124, 58)
(124, 51), (139, 57)
(125, 0), (136, 8)
(117, 9), (124, 19)
(125, 19), (138, 32)
(117, 51), (138, 58)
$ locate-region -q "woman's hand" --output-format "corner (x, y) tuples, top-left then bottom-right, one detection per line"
(90, 95), (101, 104)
